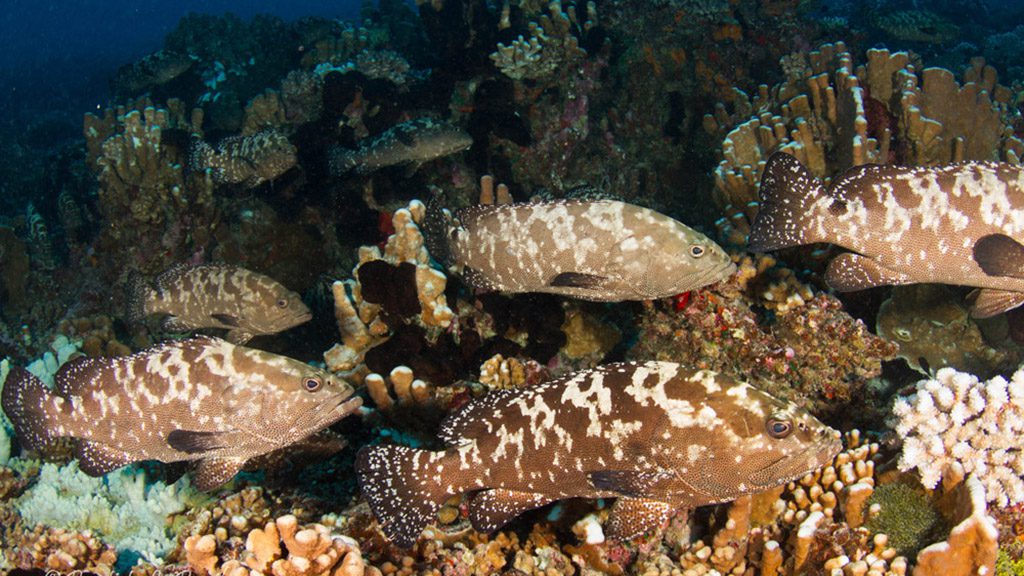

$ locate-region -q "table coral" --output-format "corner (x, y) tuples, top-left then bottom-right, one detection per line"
(891, 364), (1024, 506)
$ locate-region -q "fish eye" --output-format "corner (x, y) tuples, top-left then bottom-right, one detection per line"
(303, 377), (322, 392)
(276, 298), (288, 308)
(689, 245), (706, 258)
(893, 327), (912, 342)
(766, 418), (793, 439)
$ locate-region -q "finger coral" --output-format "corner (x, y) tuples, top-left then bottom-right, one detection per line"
(891, 364), (1024, 507)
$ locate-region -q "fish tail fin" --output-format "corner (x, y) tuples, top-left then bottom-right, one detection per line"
(327, 146), (358, 176)
(748, 152), (829, 252)
(422, 190), (453, 267)
(356, 445), (459, 548)
(2, 366), (58, 450)
(125, 270), (153, 323)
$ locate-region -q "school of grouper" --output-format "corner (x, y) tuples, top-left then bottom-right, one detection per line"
(4, 150), (1024, 549)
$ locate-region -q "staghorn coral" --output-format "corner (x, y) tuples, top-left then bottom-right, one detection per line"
(891, 364), (1024, 506)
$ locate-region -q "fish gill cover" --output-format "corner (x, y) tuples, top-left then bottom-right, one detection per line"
(0, 0), (1022, 574)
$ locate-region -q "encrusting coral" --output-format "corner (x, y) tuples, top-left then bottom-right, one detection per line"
(891, 363), (1024, 507)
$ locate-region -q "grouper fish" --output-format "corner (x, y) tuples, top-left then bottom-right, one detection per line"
(328, 118), (472, 175)
(428, 199), (736, 301)
(356, 361), (841, 547)
(749, 152), (1024, 318)
(128, 263), (312, 344)
(1, 336), (361, 490)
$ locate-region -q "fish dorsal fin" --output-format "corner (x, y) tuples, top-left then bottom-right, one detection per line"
(605, 497), (678, 541)
(54, 356), (105, 397)
(75, 440), (135, 476)
(587, 470), (675, 497)
(155, 263), (235, 292)
(192, 457), (246, 491)
(467, 489), (555, 533)
(437, 388), (523, 446)
(970, 288), (1024, 318)
(826, 253), (910, 291)
(167, 429), (237, 454)
(748, 152), (828, 252)
(974, 234), (1024, 279)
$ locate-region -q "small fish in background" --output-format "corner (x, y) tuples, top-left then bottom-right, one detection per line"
(109, 49), (195, 97)
(190, 129), (297, 188)
(25, 202), (57, 271)
(328, 118), (472, 175)
(356, 361), (841, 548)
(127, 263), (312, 345)
(1, 336), (362, 490)
(748, 152), (1024, 318)
(425, 181), (735, 301)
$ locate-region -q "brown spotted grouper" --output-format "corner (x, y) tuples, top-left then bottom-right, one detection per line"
(432, 200), (736, 301)
(749, 152), (1024, 317)
(128, 263), (312, 344)
(1, 337), (361, 490)
(356, 361), (841, 547)
(328, 118), (472, 175)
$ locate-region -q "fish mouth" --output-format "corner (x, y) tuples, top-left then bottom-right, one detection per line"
(322, 395), (363, 426)
(673, 257), (737, 294)
(749, 432), (842, 488)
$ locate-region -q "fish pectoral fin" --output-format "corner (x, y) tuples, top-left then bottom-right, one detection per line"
(161, 315), (193, 332)
(826, 253), (909, 291)
(192, 457), (247, 491)
(75, 440), (135, 477)
(468, 489), (555, 533)
(167, 429), (237, 454)
(970, 288), (1024, 318)
(548, 272), (610, 290)
(974, 234), (1024, 279)
(211, 313), (241, 327)
(587, 470), (672, 497)
(225, 329), (255, 345)
(605, 497), (679, 541)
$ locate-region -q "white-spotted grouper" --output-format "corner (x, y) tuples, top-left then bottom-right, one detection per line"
(429, 199), (736, 301)
(356, 361), (841, 547)
(749, 152), (1024, 317)
(1, 336), (362, 490)
(128, 263), (312, 345)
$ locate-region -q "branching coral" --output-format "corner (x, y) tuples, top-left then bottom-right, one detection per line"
(490, 0), (593, 80)
(891, 364), (1024, 507)
(708, 43), (1024, 230)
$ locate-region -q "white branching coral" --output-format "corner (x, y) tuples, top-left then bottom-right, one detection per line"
(891, 365), (1024, 506)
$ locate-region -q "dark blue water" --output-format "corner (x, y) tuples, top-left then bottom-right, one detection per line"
(0, 1), (362, 124)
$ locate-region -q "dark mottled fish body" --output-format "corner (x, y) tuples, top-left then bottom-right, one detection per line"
(328, 118), (472, 175)
(438, 200), (735, 301)
(128, 263), (311, 344)
(750, 153), (1024, 317)
(1, 337), (361, 490)
(357, 361), (840, 547)
(111, 50), (194, 96)
(190, 129), (297, 188)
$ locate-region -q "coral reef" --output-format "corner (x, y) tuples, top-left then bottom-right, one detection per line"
(708, 42), (1024, 231)
(891, 364), (1024, 506)
(629, 254), (897, 416)
(876, 285), (1018, 377)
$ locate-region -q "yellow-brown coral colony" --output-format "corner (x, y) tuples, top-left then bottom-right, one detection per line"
(3, 1), (1024, 575)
